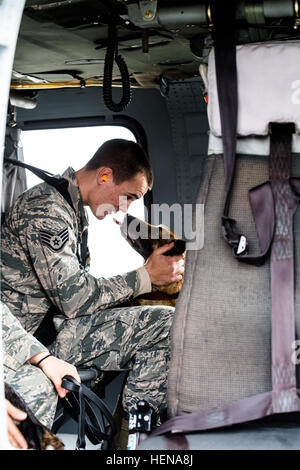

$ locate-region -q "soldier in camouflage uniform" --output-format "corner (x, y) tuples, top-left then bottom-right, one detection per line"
(1, 139), (184, 428)
(2, 301), (80, 431)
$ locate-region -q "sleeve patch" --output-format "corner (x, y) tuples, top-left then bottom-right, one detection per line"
(39, 227), (69, 252)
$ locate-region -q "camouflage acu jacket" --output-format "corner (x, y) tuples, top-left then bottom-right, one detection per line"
(1, 167), (143, 335)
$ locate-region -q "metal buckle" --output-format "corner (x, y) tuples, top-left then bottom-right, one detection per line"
(235, 235), (247, 256)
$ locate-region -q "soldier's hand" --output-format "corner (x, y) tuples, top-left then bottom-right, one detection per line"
(33, 354), (81, 398)
(144, 242), (185, 286)
(6, 399), (28, 449)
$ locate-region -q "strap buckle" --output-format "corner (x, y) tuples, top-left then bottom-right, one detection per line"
(234, 235), (248, 256)
(222, 216), (248, 256)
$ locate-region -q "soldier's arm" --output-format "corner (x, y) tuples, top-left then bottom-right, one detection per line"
(23, 214), (148, 318)
(1, 302), (48, 371)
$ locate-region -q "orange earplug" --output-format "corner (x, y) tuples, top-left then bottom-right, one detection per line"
(101, 175), (108, 182)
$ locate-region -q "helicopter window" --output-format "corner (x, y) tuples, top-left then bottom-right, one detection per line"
(21, 125), (145, 278)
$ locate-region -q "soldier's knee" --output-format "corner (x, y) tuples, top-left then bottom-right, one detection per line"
(141, 305), (174, 331)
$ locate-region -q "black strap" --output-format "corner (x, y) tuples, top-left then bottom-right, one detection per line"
(3, 157), (75, 211)
(211, 2), (280, 266)
(61, 375), (116, 450)
(211, 0), (238, 212)
(212, 0), (255, 262)
(211, 1), (241, 254)
(80, 228), (88, 269)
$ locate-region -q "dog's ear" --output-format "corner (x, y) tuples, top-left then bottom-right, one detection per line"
(163, 239), (186, 256)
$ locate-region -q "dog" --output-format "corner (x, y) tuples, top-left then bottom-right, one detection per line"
(116, 214), (186, 307)
(5, 383), (64, 450)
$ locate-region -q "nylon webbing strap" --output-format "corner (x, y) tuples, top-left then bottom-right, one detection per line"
(211, 1), (242, 258)
(212, 2), (276, 266)
(3, 157), (75, 211)
(61, 375), (116, 450)
(269, 123), (299, 412)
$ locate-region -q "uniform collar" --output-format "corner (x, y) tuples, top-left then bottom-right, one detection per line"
(62, 167), (89, 229)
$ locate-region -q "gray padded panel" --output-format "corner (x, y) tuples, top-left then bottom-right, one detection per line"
(168, 152), (300, 416)
(165, 79), (209, 205)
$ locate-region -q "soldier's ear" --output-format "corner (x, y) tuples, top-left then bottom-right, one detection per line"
(97, 167), (112, 185)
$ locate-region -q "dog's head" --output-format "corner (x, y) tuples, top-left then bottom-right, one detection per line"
(118, 214), (186, 260)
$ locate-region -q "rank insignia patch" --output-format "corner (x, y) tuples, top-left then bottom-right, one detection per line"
(40, 227), (69, 252)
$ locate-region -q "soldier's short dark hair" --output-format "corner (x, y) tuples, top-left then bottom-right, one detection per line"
(85, 139), (153, 189)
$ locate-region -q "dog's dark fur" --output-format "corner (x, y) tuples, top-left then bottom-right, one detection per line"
(119, 214), (186, 307)
(5, 383), (64, 450)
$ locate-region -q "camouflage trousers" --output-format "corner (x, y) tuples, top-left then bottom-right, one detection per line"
(50, 304), (174, 417)
(4, 305), (174, 429)
(4, 362), (58, 429)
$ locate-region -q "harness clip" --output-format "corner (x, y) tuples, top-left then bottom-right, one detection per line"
(235, 235), (248, 256)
